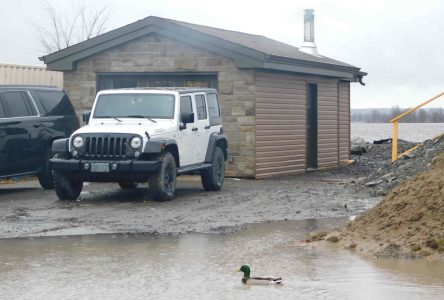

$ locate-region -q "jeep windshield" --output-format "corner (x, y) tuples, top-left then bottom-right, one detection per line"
(93, 93), (175, 119)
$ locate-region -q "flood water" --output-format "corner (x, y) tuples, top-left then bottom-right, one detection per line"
(351, 122), (444, 142)
(1, 218), (443, 300)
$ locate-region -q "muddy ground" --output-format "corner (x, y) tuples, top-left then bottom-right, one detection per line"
(0, 173), (378, 238)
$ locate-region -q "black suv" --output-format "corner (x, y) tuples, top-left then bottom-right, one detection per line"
(0, 86), (79, 189)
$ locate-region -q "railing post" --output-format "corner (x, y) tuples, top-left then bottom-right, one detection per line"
(390, 92), (444, 162)
(392, 121), (398, 162)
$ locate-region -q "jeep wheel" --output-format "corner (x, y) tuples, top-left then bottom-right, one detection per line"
(149, 152), (177, 201)
(201, 147), (225, 191)
(38, 146), (54, 190)
(52, 153), (83, 201)
(118, 182), (138, 189)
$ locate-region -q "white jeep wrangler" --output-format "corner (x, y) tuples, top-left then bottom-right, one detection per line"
(50, 88), (228, 201)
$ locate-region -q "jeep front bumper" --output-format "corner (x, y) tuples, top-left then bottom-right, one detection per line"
(50, 158), (161, 181)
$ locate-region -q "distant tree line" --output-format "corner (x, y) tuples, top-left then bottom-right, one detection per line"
(352, 107), (444, 123)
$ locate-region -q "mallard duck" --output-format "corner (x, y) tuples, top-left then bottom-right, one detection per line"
(239, 265), (283, 284)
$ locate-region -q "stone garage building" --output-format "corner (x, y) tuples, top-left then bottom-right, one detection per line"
(41, 15), (366, 179)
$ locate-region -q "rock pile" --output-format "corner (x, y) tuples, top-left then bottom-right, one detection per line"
(345, 134), (444, 196)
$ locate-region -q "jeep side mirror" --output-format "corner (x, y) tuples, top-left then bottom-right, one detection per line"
(83, 111), (91, 124)
(179, 112), (194, 130)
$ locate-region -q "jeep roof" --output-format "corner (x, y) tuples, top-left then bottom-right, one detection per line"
(108, 87), (217, 94)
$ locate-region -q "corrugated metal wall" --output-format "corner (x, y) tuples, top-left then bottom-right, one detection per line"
(255, 71), (307, 179)
(316, 78), (339, 169)
(0, 63), (63, 88)
(338, 81), (351, 162)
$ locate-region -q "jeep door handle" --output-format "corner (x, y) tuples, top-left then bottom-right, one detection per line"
(32, 123), (42, 128)
(204, 125), (211, 129)
(192, 127), (198, 132)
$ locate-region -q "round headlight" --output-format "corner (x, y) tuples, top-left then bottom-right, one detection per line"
(73, 136), (84, 148)
(130, 137), (142, 149)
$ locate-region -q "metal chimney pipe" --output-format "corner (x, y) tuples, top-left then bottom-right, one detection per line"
(300, 9), (319, 56)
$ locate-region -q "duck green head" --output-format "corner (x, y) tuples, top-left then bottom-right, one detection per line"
(239, 265), (251, 278)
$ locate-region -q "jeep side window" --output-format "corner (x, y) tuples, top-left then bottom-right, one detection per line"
(195, 94), (207, 120)
(206, 93), (222, 126)
(206, 93), (220, 119)
(1, 91), (37, 117)
(0, 99), (5, 118)
(180, 96), (193, 121)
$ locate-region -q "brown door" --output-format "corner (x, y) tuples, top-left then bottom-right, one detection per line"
(307, 84), (318, 169)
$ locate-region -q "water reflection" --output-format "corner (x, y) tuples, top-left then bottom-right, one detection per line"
(0, 218), (443, 299)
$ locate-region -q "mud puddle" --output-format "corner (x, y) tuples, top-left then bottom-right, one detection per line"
(1, 217), (443, 299)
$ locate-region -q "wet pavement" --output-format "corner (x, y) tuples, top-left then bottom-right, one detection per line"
(1, 217), (443, 300)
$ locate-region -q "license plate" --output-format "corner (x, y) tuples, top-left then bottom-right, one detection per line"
(91, 162), (110, 173)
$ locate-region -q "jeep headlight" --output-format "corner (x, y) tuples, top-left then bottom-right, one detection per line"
(73, 136), (84, 148)
(130, 137), (142, 149)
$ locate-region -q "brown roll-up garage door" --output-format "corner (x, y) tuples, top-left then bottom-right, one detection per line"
(255, 71), (307, 179)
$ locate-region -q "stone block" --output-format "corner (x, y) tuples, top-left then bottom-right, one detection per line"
(69, 72), (96, 81)
(235, 162), (255, 177)
(206, 57), (223, 66)
(232, 106), (246, 116)
(239, 147), (255, 157)
(232, 95), (256, 103)
(240, 125), (255, 133)
(221, 116), (237, 123)
(233, 84), (255, 95)
(220, 109), (233, 117)
(92, 59), (111, 72)
(226, 131), (246, 141)
(175, 58), (197, 70)
(146, 44), (162, 52)
(222, 122), (240, 132)
(237, 116), (255, 126)
(218, 81), (233, 95)
(245, 106), (255, 116)
(222, 94), (238, 101)
(153, 57), (175, 68)
(245, 132), (255, 146)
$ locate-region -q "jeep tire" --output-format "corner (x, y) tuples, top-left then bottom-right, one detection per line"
(52, 153), (83, 201)
(37, 146), (54, 190)
(149, 152), (177, 201)
(201, 146), (225, 191)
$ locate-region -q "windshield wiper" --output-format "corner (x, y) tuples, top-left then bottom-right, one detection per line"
(97, 116), (122, 122)
(126, 115), (157, 123)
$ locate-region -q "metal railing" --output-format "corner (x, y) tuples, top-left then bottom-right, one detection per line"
(391, 92), (444, 162)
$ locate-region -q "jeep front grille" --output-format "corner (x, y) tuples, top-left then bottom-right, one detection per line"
(85, 137), (128, 157)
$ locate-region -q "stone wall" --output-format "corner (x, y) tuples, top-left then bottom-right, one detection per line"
(63, 33), (256, 177)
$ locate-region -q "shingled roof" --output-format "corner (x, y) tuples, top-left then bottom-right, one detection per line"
(41, 16), (365, 80)
(168, 18), (356, 68)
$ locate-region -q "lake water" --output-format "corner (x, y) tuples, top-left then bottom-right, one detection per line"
(351, 123), (444, 143)
(1, 218), (443, 300)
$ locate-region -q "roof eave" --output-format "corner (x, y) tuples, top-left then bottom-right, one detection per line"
(263, 56), (363, 79)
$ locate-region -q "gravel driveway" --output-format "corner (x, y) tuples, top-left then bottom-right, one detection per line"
(0, 173), (380, 238)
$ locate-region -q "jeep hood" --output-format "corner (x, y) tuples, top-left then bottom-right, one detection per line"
(73, 119), (177, 138)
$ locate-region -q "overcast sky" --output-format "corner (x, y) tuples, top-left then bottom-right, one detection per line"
(1, 0), (443, 108)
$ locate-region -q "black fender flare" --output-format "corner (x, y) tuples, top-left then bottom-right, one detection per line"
(51, 138), (69, 153)
(143, 139), (177, 154)
(204, 133), (228, 163)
